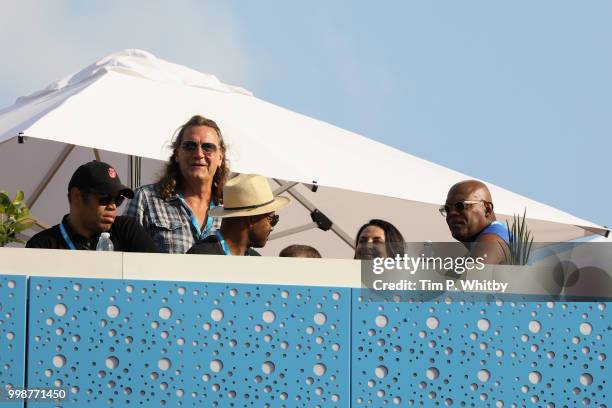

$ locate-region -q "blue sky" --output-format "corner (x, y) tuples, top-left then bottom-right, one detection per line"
(1, 1), (610, 227)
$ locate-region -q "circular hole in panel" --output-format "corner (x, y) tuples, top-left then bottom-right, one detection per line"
(261, 361), (275, 375)
(105, 356), (119, 369)
(210, 360), (223, 373)
(262, 311), (275, 324)
(314, 313), (327, 325)
(477, 369), (490, 382)
(477, 319), (490, 331)
(52, 355), (66, 368)
(54, 304), (67, 317)
(210, 308), (223, 322)
(426, 317), (439, 330)
(375, 315), (388, 328)
(375, 366), (388, 379)
(158, 358), (171, 371)
(528, 372), (541, 384)
(528, 320), (541, 333)
(106, 306), (120, 318)
(579, 373), (593, 386)
(159, 307), (172, 320)
(426, 367), (439, 380)
(579, 323), (592, 336)
(313, 363), (326, 377)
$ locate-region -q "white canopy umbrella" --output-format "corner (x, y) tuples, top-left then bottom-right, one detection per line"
(0, 49), (607, 257)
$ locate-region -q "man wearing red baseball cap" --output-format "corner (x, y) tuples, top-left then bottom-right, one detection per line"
(27, 161), (158, 252)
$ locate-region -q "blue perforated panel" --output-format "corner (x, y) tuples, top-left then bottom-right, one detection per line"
(0, 275), (27, 408)
(27, 277), (350, 407)
(352, 291), (610, 407)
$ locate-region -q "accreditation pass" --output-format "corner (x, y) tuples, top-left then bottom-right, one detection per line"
(0, 387), (68, 402)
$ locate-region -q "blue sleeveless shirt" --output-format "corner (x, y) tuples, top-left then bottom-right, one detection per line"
(476, 220), (510, 244)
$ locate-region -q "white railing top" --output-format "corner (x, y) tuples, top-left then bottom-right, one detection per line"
(0, 247), (361, 288)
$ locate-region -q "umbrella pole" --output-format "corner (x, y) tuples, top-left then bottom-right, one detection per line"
(272, 178), (355, 250)
(269, 222), (319, 240)
(26, 144), (75, 208)
(127, 155), (142, 189)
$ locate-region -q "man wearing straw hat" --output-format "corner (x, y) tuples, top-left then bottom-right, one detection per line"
(187, 174), (290, 256)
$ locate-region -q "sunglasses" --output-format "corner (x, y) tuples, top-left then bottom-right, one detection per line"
(180, 141), (219, 155)
(266, 214), (280, 227)
(97, 194), (126, 207)
(439, 200), (489, 217)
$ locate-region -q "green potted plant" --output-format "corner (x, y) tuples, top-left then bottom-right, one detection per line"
(502, 209), (534, 265)
(0, 190), (36, 246)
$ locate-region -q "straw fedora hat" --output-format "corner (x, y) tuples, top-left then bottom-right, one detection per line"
(209, 173), (290, 218)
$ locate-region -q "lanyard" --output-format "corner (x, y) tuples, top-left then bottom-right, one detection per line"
(214, 230), (231, 256)
(214, 230), (251, 256)
(178, 193), (215, 239)
(59, 222), (77, 250)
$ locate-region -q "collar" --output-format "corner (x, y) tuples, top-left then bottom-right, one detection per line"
(214, 230), (252, 256)
(61, 214), (100, 250)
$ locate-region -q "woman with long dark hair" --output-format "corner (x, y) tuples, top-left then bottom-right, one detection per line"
(354, 219), (405, 260)
(125, 115), (230, 253)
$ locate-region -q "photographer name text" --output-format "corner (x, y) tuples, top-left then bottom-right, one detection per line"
(371, 278), (509, 293)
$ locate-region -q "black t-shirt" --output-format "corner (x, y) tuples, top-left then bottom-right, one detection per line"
(187, 234), (261, 256)
(26, 215), (158, 253)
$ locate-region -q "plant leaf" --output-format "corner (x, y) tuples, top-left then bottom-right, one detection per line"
(12, 190), (25, 205)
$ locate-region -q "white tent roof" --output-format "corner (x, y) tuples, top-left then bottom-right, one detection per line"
(0, 49), (607, 256)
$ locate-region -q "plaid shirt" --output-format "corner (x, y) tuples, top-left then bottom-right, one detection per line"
(124, 184), (221, 254)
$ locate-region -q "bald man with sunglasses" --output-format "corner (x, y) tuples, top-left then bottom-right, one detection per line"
(441, 180), (510, 264)
(27, 161), (157, 252)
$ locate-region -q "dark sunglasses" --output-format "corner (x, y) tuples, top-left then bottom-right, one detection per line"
(439, 200), (489, 217)
(97, 194), (126, 207)
(180, 141), (219, 155)
(267, 214), (280, 227)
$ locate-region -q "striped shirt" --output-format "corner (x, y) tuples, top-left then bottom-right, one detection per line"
(124, 184), (220, 254)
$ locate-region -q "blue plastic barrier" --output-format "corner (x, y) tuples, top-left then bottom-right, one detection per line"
(351, 291), (610, 407)
(0, 275), (27, 408)
(27, 277), (350, 407)
(0, 274), (609, 407)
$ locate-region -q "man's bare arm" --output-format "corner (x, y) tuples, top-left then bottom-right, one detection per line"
(471, 233), (508, 265)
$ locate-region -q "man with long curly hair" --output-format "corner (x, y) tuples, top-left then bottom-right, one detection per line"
(125, 115), (230, 253)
